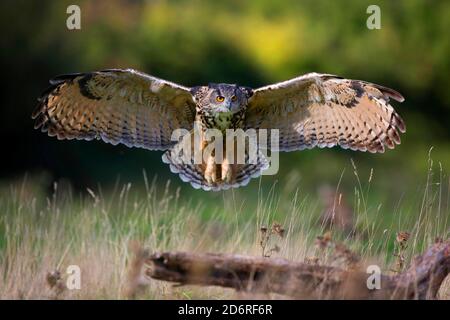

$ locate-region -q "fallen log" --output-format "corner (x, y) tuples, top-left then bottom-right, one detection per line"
(139, 239), (449, 299)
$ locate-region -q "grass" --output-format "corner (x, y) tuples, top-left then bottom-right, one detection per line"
(0, 158), (449, 299)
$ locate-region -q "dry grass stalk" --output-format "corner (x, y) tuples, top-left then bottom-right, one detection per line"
(46, 270), (65, 299)
(393, 231), (410, 273)
(259, 222), (285, 258)
(318, 185), (355, 236)
(314, 231), (361, 268)
(124, 241), (151, 299)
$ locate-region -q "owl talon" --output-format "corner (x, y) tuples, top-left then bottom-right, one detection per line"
(221, 159), (233, 183)
(205, 174), (214, 185)
(205, 155), (216, 185)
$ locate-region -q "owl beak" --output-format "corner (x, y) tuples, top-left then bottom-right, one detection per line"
(224, 101), (232, 110)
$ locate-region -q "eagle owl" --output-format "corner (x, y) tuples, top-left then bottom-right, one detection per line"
(33, 69), (405, 191)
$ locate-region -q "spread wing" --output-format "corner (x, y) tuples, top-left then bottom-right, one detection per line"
(32, 69), (196, 150)
(245, 73), (405, 153)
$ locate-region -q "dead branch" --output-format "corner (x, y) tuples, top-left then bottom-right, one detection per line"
(140, 239), (449, 299)
(390, 238), (450, 299)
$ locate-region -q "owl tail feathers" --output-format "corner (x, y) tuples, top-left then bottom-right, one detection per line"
(225, 151), (270, 190)
(162, 147), (270, 191)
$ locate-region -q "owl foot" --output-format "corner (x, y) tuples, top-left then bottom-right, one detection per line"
(204, 155), (217, 184)
(204, 157), (234, 185)
(221, 158), (233, 183)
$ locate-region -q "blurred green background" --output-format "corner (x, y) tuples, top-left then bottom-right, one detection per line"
(0, 0), (449, 221)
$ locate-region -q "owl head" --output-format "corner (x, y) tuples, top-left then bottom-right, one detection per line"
(190, 83), (253, 114)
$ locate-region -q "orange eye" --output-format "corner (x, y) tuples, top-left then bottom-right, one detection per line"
(231, 95), (237, 102)
(216, 96), (225, 102)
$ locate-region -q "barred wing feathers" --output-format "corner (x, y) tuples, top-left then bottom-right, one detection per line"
(32, 69), (196, 150)
(246, 73), (405, 153)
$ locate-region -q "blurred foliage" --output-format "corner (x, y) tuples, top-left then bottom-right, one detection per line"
(0, 0), (449, 213)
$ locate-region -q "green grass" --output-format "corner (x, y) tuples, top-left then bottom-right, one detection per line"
(0, 158), (449, 299)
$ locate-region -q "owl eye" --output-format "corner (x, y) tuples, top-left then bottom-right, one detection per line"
(216, 96), (225, 102)
(231, 95), (237, 102)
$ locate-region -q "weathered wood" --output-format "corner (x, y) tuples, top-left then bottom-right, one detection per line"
(389, 239), (450, 299)
(141, 240), (449, 299)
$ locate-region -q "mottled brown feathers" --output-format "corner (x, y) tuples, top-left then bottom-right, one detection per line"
(33, 70), (406, 191)
(33, 69), (196, 150)
(246, 73), (405, 153)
